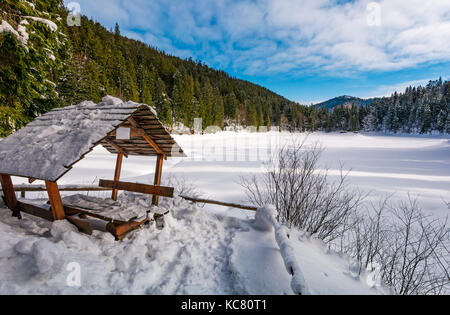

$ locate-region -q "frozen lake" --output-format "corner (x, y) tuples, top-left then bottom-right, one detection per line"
(13, 132), (450, 219)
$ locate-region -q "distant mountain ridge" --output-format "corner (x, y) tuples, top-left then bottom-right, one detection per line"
(315, 95), (376, 110)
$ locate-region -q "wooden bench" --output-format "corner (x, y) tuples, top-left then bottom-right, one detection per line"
(96, 179), (174, 239)
(5, 180), (175, 240)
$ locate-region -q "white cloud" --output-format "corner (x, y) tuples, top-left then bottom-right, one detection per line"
(361, 78), (438, 98)
(70, 0), (450, 76)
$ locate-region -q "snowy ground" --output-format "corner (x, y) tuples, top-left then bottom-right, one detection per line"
(0, 196), (385, 294)
(1, 132), (448, 294)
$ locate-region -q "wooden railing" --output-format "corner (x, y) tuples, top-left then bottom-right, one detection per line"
(13, 185), (111, 198)
(12, 186), (258, 212)
(179, 195), (257, 211)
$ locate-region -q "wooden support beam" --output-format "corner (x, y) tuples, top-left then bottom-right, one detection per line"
(14, 185), (111, 193)
(45, 181), (66, 220)
(111, 152), (124, 201)
(104, 138), (128, 158)
(66, 216), (93, 235)
(0, 174), (21, 219)
(142, 134), (166, 159)
(99, 179), (174, 198)
(152, 154), (164, 206)
(127, 117), (166, 159)
(17, 201), (54, 221)
(127, 117), (139, 128)
(106, 218), (147, 240)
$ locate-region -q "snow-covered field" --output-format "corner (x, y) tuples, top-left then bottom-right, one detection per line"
(1, 132), (448, 295)
(55, 131), (450, 219)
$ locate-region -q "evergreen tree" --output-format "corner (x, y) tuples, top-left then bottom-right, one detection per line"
(0, 0), (67, 136)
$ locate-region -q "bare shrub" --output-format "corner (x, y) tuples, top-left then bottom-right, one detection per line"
(340, 196), (449, 295)
(337, 198), (391, 277)
(163, 175), (201, 198)
(240, 137), (449, 294)
(240, 138), (365, 242)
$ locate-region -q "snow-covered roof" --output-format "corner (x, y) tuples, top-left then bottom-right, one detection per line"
(0, 96), (185, 182)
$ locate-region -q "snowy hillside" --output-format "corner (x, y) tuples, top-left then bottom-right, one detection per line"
(0, 195), (387, 295)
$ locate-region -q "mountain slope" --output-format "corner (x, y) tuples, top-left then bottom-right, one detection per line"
(315, 95), (375, 110)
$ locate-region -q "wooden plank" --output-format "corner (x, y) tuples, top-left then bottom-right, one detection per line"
(112, 143), (176, 149)
(130, 115), (159, 120)
(63, 204), (126, 224)
(103, 144), (160, 150)
(14, 185), (111, 192)
(127, 117), (140, 128)
(102, 146), (157, 154)
(179, 195), (258, 211)
(105, 144), (172, 151)
(45, 181), (66, 220)
(106, 218), (147, 240)
(152, 154), (164, 206)
(112, 139), (176, 147)
(103, 148), (158, 155)
(111, 153), (124, 201)
(104, 138), (128, 158)
(112, 139), (175, 145)
(128, 117), (167, 158)
(103, 141), (177, 152)
(66, 216), (93, 235)
(0, 174), (21, 219)
(145, 134), (174, 139)
(142, 134), (167, 158)
(17, 201), (54, 221)
(140, 125), (165, 130)
(99, 179), (174, 198)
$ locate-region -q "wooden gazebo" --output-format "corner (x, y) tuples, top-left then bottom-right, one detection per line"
(0, 96), (185, 239)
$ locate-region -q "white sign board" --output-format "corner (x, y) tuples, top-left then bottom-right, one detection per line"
(116, 127), (131, 140)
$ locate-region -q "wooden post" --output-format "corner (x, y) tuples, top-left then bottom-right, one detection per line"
(152, 154), (164, 205)
(45, 181), (65, 220)
(0, 174), (21, 219)
(111, 152), (124, 201)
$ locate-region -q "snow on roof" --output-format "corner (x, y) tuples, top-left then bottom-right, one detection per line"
(0, 96), (185, 182)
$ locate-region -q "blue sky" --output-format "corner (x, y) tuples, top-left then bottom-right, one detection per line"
(66, 0), (450, 104)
